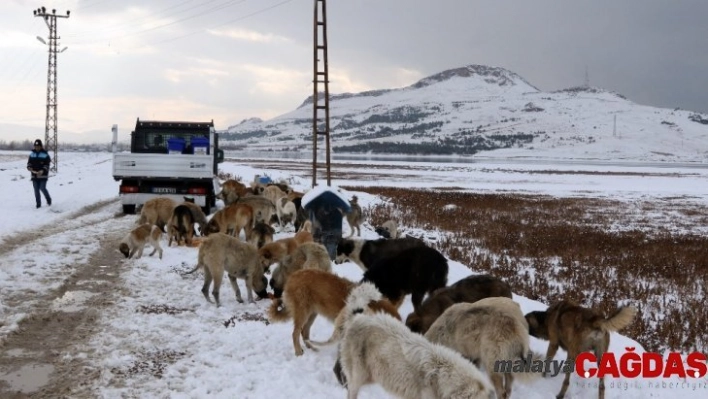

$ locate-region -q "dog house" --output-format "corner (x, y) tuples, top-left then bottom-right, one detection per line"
(302, 186), (351, 260)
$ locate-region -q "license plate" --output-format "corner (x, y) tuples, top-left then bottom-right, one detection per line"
(153, 187), (176, 194)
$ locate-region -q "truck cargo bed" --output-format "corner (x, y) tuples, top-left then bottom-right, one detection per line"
(112, 153), (214, 180)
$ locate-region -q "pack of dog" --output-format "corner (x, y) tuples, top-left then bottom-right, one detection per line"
(184, 233), (268, 306)
(425, 297), (539, 399)
(405, 274), (512, 334)
(361, 245), (449, 311)
(119, 223), (164, 260)
(335, 236), (427, 270)
(525, 300), (637, 399)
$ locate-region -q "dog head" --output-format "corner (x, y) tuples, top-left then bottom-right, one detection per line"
(204, 219), (220, 236)
(525, 310), (549, 340)
(335, 238), (355, 264)
(252, 275), (269, 300)
(119, 243), (131, 258)
(258, 242), (284, 268)
(375, 226), (391, 239)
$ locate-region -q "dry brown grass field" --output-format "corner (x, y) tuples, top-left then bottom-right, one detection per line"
(343, 186), (708, 354)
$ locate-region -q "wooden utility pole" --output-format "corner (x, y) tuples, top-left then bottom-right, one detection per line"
(34, 6), (70, 173)
(311, 0), (331, 187)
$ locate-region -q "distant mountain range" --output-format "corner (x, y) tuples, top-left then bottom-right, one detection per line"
(223, 65), (708, 162)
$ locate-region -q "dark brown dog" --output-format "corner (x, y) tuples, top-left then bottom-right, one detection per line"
(525, 300), (637, 399)
(405, 274), (512, 334)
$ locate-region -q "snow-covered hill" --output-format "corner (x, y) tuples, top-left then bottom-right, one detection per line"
(224, 65), (708, 162)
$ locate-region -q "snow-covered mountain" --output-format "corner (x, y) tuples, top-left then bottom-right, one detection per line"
(224, 64), (708, 162)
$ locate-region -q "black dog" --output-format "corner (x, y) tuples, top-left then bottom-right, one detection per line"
(361, 245), (448, 312)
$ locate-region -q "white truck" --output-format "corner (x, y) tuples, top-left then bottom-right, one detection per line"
(112, 119), (224, 215)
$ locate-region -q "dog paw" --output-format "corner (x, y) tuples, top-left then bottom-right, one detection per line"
(295, 348), (304, 356)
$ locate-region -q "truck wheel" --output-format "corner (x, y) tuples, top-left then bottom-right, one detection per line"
(123, 204), (136, 214)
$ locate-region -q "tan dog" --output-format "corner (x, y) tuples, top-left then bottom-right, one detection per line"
(257, 237), (299, 270)
(237, 195), (276, 226)
(137, 197), (176, 231)
(293, 229), (313, 245)
(426, 298), (538, 399)
(168, 204), (195, 247)
(119, 223), (164, 259)
(267, 269), (358, 356)
(248, 221), (275, 249)
(299, 219), (312, 233)
(345, 195), (362, 237)
(184, 233), (268, 307)
(204, 203), (253, 238)
(269, 242), (332, 297)
(525, 300), (637, 399)
(218, 179), (249, 206)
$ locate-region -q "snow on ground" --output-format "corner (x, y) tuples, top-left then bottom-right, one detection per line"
(1, 150), (707, 398)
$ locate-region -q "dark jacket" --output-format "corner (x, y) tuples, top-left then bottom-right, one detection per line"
(27, 149), (51, 180)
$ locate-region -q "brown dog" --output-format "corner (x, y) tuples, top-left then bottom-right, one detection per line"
(204, 203), (253, 238)
(119, 223), (163, 259)
(525, 300), (637, 399)
(217, 179), (249, 206)
(268, 269), (399, 356)
(257, 237), (299, 270)
(168, 204), (195, 247)
(405, 274), (512, 334)
(184, 233), (268, 307)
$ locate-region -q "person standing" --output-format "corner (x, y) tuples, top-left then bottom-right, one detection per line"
(27, 139), (52, 209)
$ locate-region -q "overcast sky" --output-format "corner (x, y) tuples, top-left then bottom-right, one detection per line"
(1, 0), (707, 143)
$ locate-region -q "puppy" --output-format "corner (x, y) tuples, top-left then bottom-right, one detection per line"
(119, 223), (163, 260)
(345, 195), (362, 237)
(184, 233), (268, 306)
(525, 300), (637, 399)
(269, 242), (332, 297)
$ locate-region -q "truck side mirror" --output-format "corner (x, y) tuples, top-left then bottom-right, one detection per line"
(216, 149), (224, 163)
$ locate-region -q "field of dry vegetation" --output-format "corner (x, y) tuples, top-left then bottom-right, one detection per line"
(344, 186), (708, 354)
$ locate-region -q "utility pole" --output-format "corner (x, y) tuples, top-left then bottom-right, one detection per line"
(312, 0), (331, 187)
(34, 6), (70, 173)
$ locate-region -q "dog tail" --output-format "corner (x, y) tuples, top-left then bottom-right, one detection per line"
(183, 263), (202, 275)
(267, 298), (291, 322)
(597, 306), (637, 332)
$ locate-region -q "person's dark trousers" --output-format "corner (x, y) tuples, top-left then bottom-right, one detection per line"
(32, 179), (52, 208)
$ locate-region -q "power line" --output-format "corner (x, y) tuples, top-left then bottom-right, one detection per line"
(152, 0), (294, 46)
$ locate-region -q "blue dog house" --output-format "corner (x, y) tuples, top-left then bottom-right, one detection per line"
(302, 186), (352, 260)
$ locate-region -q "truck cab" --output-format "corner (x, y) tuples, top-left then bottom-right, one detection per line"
(112, 118), (224, 215)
